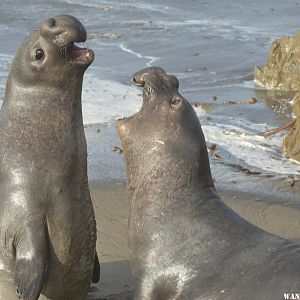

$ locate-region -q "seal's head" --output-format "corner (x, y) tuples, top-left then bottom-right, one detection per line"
(10, 15), (94, 87)
(116, 67), (213, 187)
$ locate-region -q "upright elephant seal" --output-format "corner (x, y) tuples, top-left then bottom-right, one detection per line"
(116, 67), (300, 300)
(0, 15), (99, 300)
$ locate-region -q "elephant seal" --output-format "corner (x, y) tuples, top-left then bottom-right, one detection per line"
(116, 67), (300, 300)
(0, 15), (99, 300)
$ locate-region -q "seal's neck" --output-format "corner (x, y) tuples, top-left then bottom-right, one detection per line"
(0, 74), (87, 167)
(2, 75), (84, 124)
(127, 154), (215, 213)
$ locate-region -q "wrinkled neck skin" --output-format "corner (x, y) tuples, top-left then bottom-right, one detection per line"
(124, 133), (216, 220)
(2, 67), (84, 127)
(0, 71), (86, 172)
(3, 70), (83, 116)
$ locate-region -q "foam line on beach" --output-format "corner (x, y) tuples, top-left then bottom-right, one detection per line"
(118, 44), (159, 67)
(158, 19), (274, 36)
(157, 19), (279, 43)
(0, 53), (13, 103)
(176, 73), (255, 90)
(119, 2), (171, 12)
(0, 53), (13, 67)
(82, 73), (140, 124)
(59, 0), (113, 9)
(60, 0), (170, 12)
(196, 110), (300, 175)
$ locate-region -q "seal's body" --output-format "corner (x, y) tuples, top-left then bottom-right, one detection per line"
(116, 67), (300, 300)
(0, 15), (98, 300)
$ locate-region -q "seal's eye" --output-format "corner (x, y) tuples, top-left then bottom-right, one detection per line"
(35, 49), (44, 60)
(171, 98), (182, 107)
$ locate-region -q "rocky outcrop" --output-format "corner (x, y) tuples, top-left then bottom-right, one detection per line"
(254, 32), (300, 91)
(282, 93), (300, 162)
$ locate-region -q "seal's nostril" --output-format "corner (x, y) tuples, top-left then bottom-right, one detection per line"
(132, 77), (145, 87)
(48, 18), (56, 28)
(171, 98), (182, 107)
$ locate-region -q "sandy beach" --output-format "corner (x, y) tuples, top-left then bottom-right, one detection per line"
(88, 182), (134, 300)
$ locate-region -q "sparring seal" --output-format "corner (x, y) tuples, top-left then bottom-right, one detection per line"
(0, 15), (99, 300)
(116, 67), (300, 300)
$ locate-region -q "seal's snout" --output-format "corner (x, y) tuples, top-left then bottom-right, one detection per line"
(39, 15), (94, 65)
(167, 75), (179, 90)
(40, 15), (87, 46)
(47, 18), (56, 28)
(131, 67), (167, 87)
(132, 76), (145, 87)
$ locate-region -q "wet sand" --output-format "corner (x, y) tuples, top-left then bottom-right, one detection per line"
(87, 180), (300, 300)
(87, 182), (134, 300)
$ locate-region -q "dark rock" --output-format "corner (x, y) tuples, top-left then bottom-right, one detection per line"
(247, 97), (258, 104)
(207, 143), (217, 153)
(282, 93), (300, 162)
(112, 146), (123, 154)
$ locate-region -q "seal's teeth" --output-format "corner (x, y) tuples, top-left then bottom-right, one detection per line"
(70, 46), (92, 61)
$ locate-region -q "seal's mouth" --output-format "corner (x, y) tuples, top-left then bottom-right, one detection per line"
(116, 72), (159, 130)
(115, 77), (149, 138)
(116, 67), (173, 137)
(60, 42), (94, 64)
(116, 78), (146, 124)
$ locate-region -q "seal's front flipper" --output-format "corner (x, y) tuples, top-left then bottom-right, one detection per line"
(92, 251), (100, 283)
(14, 217), (48, 300)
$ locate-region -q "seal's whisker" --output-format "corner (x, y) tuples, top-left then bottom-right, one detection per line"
(58, 46), (64, 58)
(58, 44), (69, 60)
(63, 46), (67, 59)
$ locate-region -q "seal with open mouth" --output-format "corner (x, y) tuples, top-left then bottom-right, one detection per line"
(0, 15), (99, 300)
(116, 67), (300, 300)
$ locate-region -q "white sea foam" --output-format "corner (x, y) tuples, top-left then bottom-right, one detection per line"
(157, 19), (277, 43)
(119, 43), (159, 67)
(60, 0), (113, 9)
(177, 78), (255, 91)
(241, 80), (255, 89)
(0, 53), (13, 73)
(195, 109), (300, 175)
(60, 0), (170, 12)
(0, 260), (6, 271)
(119, 2), (171, 12)
(82, 73), (140, 124)
(0, 53), (13, 102)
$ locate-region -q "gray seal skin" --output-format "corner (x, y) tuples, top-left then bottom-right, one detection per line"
(0, 15), (99, 300)
(116, 67), (300, 300)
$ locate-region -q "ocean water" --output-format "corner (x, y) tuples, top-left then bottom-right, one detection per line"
(1, 0), (300, 184)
